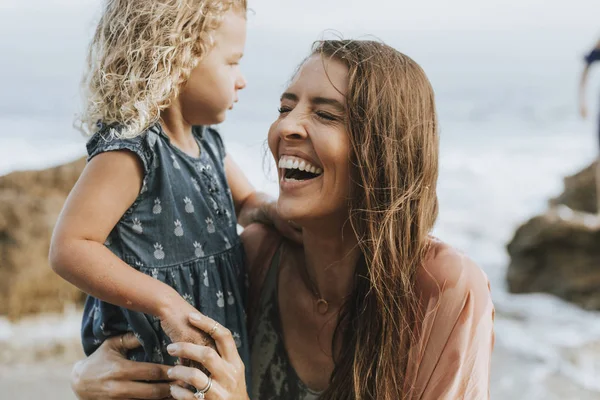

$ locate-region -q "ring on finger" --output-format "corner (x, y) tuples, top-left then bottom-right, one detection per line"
(208, 322), (219, 337)
(194, 376), (212, 399)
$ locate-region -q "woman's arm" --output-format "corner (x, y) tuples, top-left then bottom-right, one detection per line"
(49, 151), (181, 317)
(224, 154), (301, 242)
(71, 333), (172, 400)
(579, 64), (591, 119)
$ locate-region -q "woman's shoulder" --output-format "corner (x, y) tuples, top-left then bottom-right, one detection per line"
(416, 238), (492, 312)
(240, 224), (282, 270)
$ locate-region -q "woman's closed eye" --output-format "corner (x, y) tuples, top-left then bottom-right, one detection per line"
(315, 111), (338, 122)
(278, 106), (292, 115)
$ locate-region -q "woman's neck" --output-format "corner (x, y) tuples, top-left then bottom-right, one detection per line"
(299, 223), (361, 306)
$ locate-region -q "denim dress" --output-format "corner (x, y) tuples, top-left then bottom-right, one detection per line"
(81, 123), (250, 384)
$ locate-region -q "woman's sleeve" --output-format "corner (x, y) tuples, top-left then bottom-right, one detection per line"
(405, 252), (495, 400)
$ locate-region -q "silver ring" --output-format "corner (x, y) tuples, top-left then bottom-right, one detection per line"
(194, 376), (212, 399)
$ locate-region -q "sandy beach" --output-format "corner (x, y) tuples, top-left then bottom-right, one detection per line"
(1, 308), (600, 400)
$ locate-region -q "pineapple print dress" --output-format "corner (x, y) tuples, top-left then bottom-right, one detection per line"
(81, 123), (250, 384)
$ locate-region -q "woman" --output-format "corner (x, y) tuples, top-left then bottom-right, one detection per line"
(71, 40), (495, 400)
(579, 37), (600, 213)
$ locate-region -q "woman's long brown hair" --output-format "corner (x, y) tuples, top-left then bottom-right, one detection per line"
(313, 40), (439, 400)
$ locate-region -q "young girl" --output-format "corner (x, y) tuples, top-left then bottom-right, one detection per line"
(49, 0), (291, 382)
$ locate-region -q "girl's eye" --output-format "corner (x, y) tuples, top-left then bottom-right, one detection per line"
(278, 107), (292, 114)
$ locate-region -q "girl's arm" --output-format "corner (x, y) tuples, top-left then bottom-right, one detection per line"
(224, 154), (302, 242)
(579, 64), (591, 119)
(580, 39), (600, 119)
(49, 151), (180, 317)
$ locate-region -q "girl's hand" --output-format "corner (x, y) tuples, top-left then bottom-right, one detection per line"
(167, 313), (248, 400)
(264, 200), (302, 244)
(71, 333), (172, 400)
(159, 299), (217, 370)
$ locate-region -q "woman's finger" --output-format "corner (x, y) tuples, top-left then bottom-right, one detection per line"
(102, 332), (141, 354)
(187, 313), (240, 366)
(167, 365), (210, 392)
(169, 384), (197, 400)
(105, 380), (172, 399)
(118, 359), (172, 382)
(170, 382), (227, 400)
(167, 343), (233, 385)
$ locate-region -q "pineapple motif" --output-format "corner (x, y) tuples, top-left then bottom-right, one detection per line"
(132, 218), (143, 234)
(174, 220), (184, 237)
(170, 270), (177, 282)
(193, 242), (205, 257)
(89, 305), (100, 320)
(171, 155), (181, 170)
(153, 198), (162, 214)
(151, 268), (159, 280)
(182, 293), (194, 304)
(224, 237), (231, 250)
(206, 218), (215, 234)
(134, 261), (144, 268)
(104, 237), (112, 246)
(93, 338), (102, 346)
(210, 198), (219, 211)
(184, 197), (194, 213)
(216, 291), (225, 308)
(134, 332), (144, 346)
(209, 256), (215, 264)
(191, 177), (201, 192)
(154, 243), (165, 260)
(189, 271), (195, 286)
(152, 346), (163, 363)
(227, 291), (235, 306)
(203, 270), (209, 287)
(140, 179), (148, 194)
(100, 323), (110, 336)
(225, 209), (232, 226)
(233, 332), (242, 348)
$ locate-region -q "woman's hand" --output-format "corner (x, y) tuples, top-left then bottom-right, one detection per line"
(71, 333), (172, 400)
(167, 313), (248, 400)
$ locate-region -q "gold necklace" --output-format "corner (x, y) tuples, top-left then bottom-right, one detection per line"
(284, 245), (330, 315)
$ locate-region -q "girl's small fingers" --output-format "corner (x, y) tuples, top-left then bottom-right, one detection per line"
(187, 313), (241, 366)
(166, 365), (210, 393)
(169, 384), (196, 400)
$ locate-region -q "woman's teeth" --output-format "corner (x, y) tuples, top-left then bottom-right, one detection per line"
(278, 156), (322, 174)
(278, 155), (323, 181)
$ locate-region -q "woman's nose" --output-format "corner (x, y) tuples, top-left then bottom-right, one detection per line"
(278, 112), (307, 141)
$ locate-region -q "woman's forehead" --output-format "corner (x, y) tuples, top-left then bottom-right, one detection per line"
(285, 55), (348, 99)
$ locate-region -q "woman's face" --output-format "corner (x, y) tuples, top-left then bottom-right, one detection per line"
(268, 55), (351, 225)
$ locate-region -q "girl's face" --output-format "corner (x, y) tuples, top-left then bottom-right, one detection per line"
(179, 9), (247, 125)
(268, 55), (352, 226)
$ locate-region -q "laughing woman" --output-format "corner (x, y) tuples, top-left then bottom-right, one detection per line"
(71, 40), (494, 400)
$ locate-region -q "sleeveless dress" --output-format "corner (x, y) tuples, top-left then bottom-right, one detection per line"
(250, 247), (321, 400)
(80, 123), (250, 386)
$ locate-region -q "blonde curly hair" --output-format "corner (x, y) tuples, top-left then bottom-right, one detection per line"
(79, 0), (247, 138)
